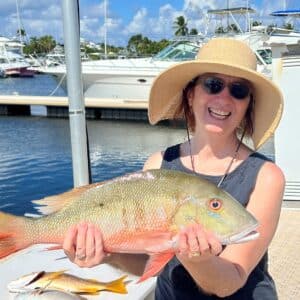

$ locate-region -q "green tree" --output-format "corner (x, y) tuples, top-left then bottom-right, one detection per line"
(39, 35), (56, 53)
(189, 28), (198, 35)
(127, 34), (144, 55)
(127, 35), (171, 57)
(16, 28), (26, 39)
(283, 23), (294, 30)
(23, 35), (56, 55)
(252, 20), (262, 27)
(173, 16), (189, 36)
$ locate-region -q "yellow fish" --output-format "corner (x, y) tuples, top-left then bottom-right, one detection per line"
(8, 270), (127, 295)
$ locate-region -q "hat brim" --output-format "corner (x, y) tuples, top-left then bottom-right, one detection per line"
(148, 60), (283, 149)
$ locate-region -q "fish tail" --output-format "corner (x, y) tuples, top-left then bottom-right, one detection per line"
(0, 211), (30, 258)
(102, 275), (128, 294)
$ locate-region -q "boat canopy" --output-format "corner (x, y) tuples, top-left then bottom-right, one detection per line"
(271, 10), (300, 17)
(207, 7), (255, 15)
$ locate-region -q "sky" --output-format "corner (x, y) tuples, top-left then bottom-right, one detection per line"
(1, 0), (299, 47)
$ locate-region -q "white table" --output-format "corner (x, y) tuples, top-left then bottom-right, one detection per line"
(0, 244), (156, 300)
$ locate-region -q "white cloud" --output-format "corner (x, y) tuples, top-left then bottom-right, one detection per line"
(123, 8), (148, 35)
(0, 0), (299, 47)
(0, 0), (63, 41)
(151, 4), (177, 37)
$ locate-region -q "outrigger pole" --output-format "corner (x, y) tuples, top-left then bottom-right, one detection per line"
(62, 0), (90, 187)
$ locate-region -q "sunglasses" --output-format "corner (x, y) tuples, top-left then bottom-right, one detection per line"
(196, 75), (251, 100)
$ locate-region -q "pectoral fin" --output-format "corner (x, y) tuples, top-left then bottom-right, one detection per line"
(137, 252), (174, 283)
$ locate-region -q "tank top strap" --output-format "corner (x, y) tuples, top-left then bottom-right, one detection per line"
(162, 144), (180, 162)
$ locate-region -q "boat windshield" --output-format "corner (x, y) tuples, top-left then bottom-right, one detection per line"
(256, 48), (272, 64)
(152, 41), (199, 61)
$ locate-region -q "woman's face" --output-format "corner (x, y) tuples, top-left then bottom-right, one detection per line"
(188, 73), (251, 136)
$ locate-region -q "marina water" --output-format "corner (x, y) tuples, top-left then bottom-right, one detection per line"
(0, 74), (273, 216)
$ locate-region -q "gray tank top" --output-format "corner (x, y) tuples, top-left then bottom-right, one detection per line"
(155, 144), (278, 300)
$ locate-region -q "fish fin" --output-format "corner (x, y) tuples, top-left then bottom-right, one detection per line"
(0, 211), (30, 259)
(44, 270), (68, 280)
(32, 182), (105, 215)
(137, 252), (174, 283)
(75, 275), (128, 295)
(99, 275), (128, 294)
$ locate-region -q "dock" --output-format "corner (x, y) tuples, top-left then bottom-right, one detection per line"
(0, 95), (149, 120)
(269, 207), (300, 299)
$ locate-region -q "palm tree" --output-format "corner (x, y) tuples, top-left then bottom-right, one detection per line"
(173, 16), (189, 36)
(189, 28), (198, 35)
(16, 28), (26, 39)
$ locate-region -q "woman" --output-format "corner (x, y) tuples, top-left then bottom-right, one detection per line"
(63, 38), (285, 299)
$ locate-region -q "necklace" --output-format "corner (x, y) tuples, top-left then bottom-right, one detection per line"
(186, 130), (245, 188)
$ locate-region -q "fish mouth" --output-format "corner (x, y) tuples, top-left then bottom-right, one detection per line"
(7, 271), (43, 292)
(222, 223), (259, 245)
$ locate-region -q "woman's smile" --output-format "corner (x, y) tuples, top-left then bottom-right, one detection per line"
(208, 107), (232, 120)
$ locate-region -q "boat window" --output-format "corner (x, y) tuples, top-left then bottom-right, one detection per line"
(153, 41), (199, 61)
(256, 49), (272, 65)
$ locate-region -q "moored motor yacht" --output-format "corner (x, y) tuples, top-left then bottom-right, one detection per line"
(36, 7), (300, 102)
(0, 36), (35, 78)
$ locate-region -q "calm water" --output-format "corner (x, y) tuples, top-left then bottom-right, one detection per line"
(0, 74), (66, 96)
(0, 116), (187, 216)
(0, 75), (273, 216)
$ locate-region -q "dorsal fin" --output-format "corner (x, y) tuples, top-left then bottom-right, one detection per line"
(32, 181), (104, 215)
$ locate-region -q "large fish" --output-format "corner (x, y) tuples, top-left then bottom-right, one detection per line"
(8, 270), (128, 294)
(0, 169), (259, 282)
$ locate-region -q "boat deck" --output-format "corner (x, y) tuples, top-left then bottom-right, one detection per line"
(0, 95), (148, 109)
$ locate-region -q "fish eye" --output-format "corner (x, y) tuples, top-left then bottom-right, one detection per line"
(208, 198), (223, 211)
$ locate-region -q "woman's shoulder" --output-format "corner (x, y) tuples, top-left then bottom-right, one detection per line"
(143, 150), (164, 171)
(143, 144), (181, 171)
(257, 159), (285, 187)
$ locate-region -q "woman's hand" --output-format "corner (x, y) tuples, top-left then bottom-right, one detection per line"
(176, 223), (222, 262)
(63, 222), (108, 267)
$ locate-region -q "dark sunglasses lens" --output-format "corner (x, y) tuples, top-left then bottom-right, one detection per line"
(230, 83), (250, 99)
(203, 77), (224, 94)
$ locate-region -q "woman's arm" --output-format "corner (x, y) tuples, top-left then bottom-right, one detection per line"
(176, 161), (285, 297)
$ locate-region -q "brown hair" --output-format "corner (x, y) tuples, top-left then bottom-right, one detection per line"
(174, 76), (255, 137)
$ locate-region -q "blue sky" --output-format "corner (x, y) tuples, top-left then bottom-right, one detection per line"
(1, 0), (299, 46)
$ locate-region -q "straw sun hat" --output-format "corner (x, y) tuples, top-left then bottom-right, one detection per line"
(148, 38), (284, 149)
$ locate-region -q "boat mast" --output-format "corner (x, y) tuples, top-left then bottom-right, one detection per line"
(246, 0), (250, 32)
(104, 0), (107, 59)
(62, 0), (90, 187)
(227, 0), (229, 29)
(15, 0), (23, 54)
